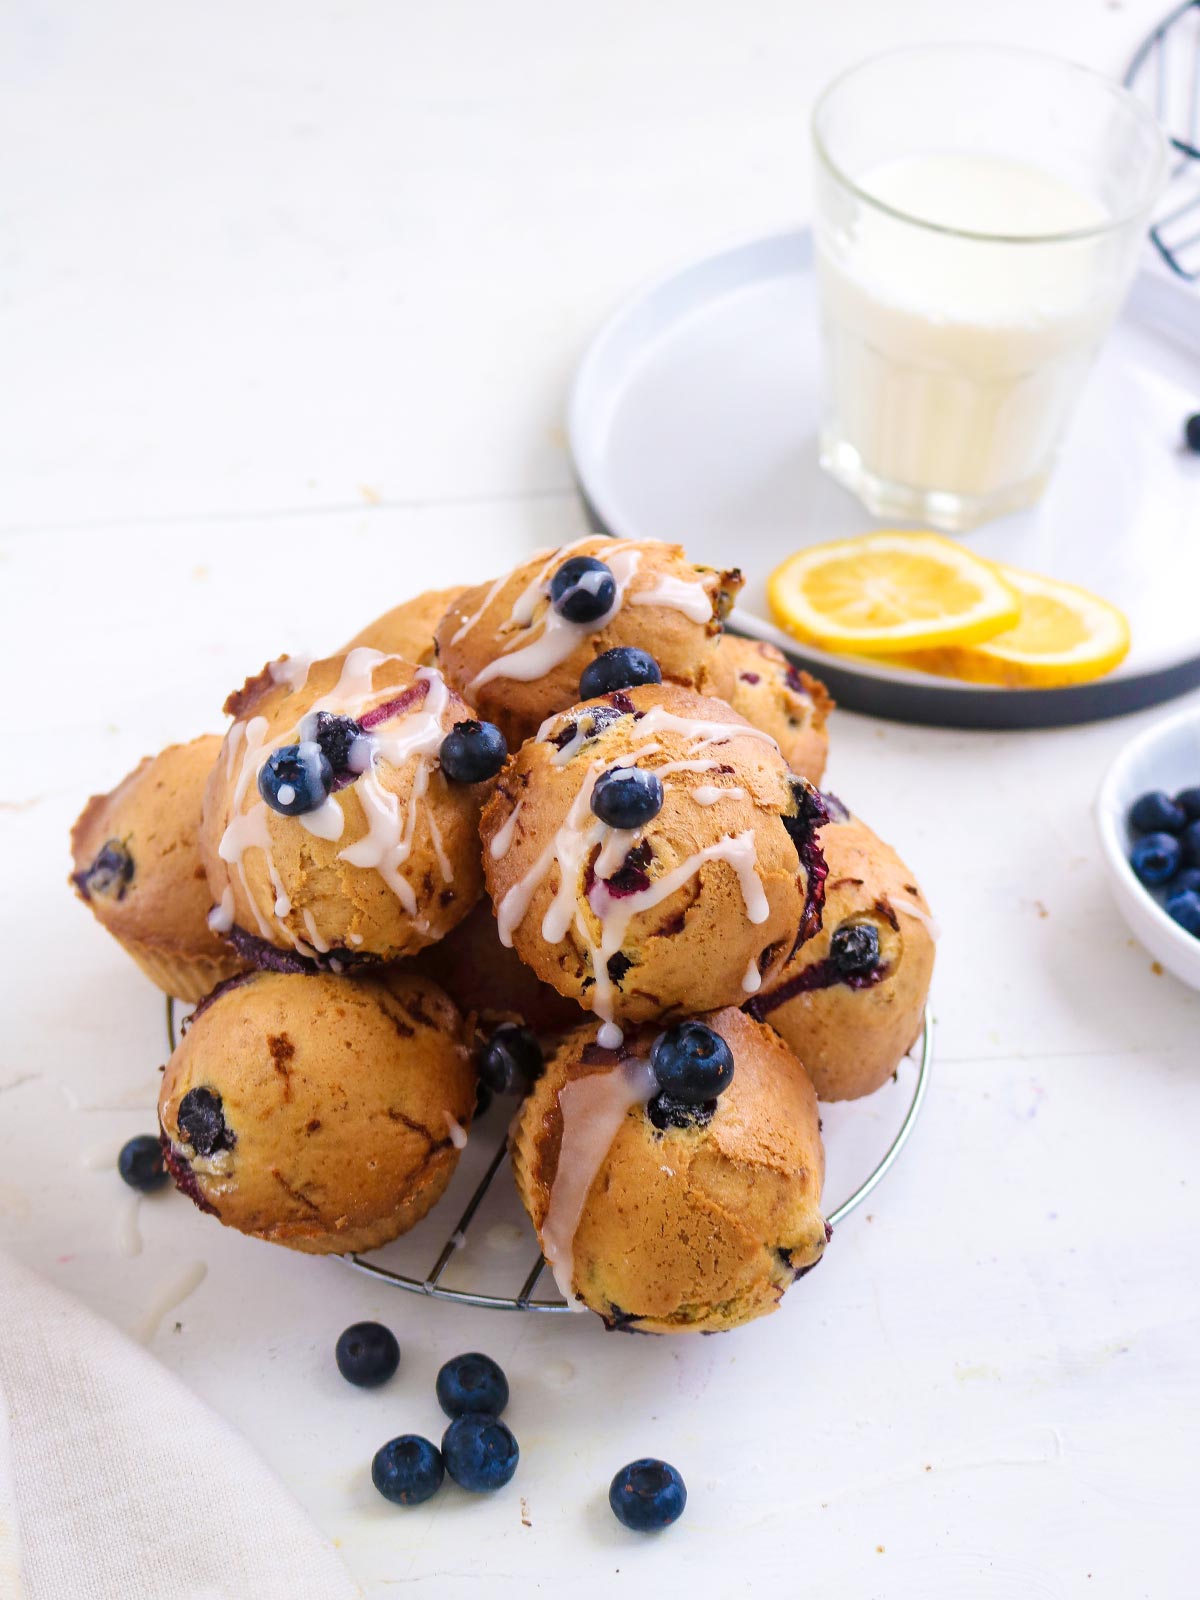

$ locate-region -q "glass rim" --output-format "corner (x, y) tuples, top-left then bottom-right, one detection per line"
(811, 42), (1170, 246)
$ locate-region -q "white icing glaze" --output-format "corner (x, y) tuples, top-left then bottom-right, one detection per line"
(450, 571), (510, 646)
(300, 909), (331, 953)
(218, 660), (454, 948)
(468, 542), (643, 692)
(489, 799), (523, 859)
(895, 897), (942, 941)
(742, 956), (763, 994)
(267, 653), (314, 693)
(628, 572), (716, 624)
(207, 887), (235, 934)
(498, 704), (780, 1044)
(540, 1055), (658, 1304)
(445, 1114), (468, 1150)
(693, 784), (746, 805)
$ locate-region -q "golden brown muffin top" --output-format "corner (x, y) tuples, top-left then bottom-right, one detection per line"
(201, 650), (487, 967)
(435, 537), (741, 746)
(159, 968), (475, 1252)
(343, 586), (467, 665)
(70, 734), (234, 963)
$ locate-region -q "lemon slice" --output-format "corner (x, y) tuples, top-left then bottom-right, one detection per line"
(890, 564), (1131, 688)
(767, 531), (1020, 655)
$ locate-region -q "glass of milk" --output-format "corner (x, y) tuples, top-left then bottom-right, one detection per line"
(812, 46), (1167, 531)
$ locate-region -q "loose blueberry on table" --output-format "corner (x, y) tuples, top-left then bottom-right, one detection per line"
(441, 1413), (520, 1492)
(335, 1321), (400, 1388)
(579, 647), (661, 699)
(477, 1024), (543, 1095)
(436, 1353), (509, 1419)
(609, 1458), (687, 1531)
(372, 1435), (445, 1506)
(258, 741), (333, 815)
(117, 1134), (168, 1192)
(549, 555), (617, 623)
(439, 719), (507, 783)
(591, 766), (664, 829)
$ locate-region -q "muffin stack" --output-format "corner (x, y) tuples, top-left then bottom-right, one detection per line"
(69, 536), (934, 1333)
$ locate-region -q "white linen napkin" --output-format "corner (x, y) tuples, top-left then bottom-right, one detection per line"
(0, 1251), (360, 1600)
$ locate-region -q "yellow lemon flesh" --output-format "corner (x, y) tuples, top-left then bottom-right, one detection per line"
(888, 564), (1131, 688)
(768, 531), (1020, 656)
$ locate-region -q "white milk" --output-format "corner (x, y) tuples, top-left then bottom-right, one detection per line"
(817, 154), (1117, 506)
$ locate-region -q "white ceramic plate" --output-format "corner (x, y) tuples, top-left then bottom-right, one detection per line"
(1095, 702), (1200, 990)
(569, 229), (1200, 728)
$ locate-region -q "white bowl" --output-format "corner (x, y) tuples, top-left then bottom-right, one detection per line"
(1095, 702), (1200, 991)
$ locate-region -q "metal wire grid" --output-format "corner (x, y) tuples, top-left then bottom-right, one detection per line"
(1126, 0), (1200, 278)
(167, 996), (933, 1312)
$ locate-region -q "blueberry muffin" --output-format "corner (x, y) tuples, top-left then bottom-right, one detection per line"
(70, 735), (249, 1003)
(480, 683), (826, 1047)
(510, 1008), (828, 1332)
(344, 586), (467, 665)
(434, 537), (741, 746)
(747, 806), (935, 1100)
(200, 649), (495, 971)
(159, 969), (475, 1253)
(413, 901), (585, 1035)
(698, 634), (833, 785)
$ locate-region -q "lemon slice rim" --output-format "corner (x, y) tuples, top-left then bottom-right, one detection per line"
(767, 530), (1020, 656)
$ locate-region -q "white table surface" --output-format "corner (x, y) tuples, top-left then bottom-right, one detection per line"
(3, 3), (1198, 1596)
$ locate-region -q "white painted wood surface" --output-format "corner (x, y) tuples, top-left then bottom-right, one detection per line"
(2, 4), (1197, 1596)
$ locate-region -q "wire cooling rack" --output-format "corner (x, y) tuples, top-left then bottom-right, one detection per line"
(1126, 0), (1200, 278)
(166, 999), (933, 1314)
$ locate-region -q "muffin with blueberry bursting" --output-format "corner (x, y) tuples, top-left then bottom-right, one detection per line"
(70, 735), (250, 1003)
(699, 633), (833, 785)
(434, 536), (741, 747)
(511, 1007), (828, 1332)
(747, 800), (936, 1100)
(343, 586), (467, 666)
(481, 678), (828, 1047)
(200, 649), (507, 972)
(159, 968), (475, 1253)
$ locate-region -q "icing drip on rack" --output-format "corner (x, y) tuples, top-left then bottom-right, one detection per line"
(541, 1054), (658, 1305)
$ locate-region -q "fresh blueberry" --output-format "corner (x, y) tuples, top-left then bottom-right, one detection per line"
(436, 1353), (509, 1419)
(477, 1024), (542, 1095)
(441, 1413), (519, 1492)
(608, 1458), (687, 1531)
(650, 1021), (734, 1104)
(1181, 820), (1200, 869)
(1185, 413), (1200, 454)
(117, 1134), (168, 1192)
(1130, 832), (1182, 887)
(591, 767), (663, 829)
(371, 1435), (444, 1506)
(1166, 888), (1200, 937)
(549, 556), (617, 623)
(76, 839), (135, 900)
(1129, 790), (1187, 834)
(1173, 867), (1200, 897)
(1175, 786), (1200, 821)
(335, 1322), (400, 1388)
(580, 648), (662, 699)
(301, 711), (365, 777)
(176, 1087), (234, 1157)
(439, 720), (507, 783)
(829, 922), (881, 977)
(258, 741), (333, 815)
